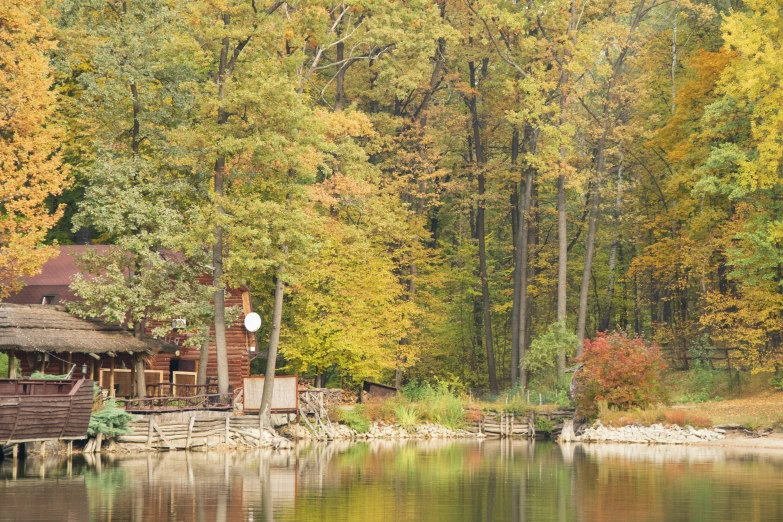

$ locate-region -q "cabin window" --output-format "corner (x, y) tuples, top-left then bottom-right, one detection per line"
(41, 295), (57, 305)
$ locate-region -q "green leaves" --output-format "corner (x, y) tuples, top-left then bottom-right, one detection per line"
(524, 322), (578, 374)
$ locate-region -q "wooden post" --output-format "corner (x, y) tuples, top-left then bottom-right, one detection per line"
(147, 416), (154, 449)
(8, 352), (15, 378)
(67, 440), (73, 457)
(130, 357), (136, 398)
(109, 357), (116, 398)
(95, 432), (103, 453)
(186, 416), (195, 450)
(40, 355), (46, 376)
(11, 444), (18, 460)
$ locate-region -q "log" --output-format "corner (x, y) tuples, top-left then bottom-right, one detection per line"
(147, 417), (154, 449)
(152, 420), (173, 449)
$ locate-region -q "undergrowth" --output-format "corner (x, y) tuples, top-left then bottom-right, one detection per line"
(88, 399), (133, 437)
(597, 401), (712, 428)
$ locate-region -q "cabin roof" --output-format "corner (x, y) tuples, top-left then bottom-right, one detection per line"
(0, 303), (175, 355)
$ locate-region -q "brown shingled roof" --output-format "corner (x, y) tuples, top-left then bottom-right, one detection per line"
(0, 303), (176, 355)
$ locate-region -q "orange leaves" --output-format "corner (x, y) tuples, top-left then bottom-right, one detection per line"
(0, 0), (68, 298)
(575, 332), (668, 414)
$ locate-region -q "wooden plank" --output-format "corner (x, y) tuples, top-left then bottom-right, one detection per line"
(186, 416), (196, 450)
(152, 419), (172, 449)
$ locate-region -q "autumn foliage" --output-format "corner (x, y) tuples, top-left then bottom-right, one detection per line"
(0, 0), (68, 298)
(575, 332), (668, 415)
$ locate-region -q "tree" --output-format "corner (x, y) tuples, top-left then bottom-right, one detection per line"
(0, 0), (68, 299)
(574, 332), (667, 414)
(59, 0), (215, 397)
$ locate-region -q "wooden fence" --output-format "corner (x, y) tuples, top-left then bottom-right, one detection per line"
(116, 415), (270, 450)
(470, 409), (575, 439)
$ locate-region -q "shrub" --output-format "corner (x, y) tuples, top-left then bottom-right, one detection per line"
(336, 406), (372, 433)
(575, 332), (668, 415)
(401, 381), (431, 402)
(597, 401), (712, 428)
(30, 371), (71, 379)
(524, 322), (578, 376)
(393, 404), (420, 430)
(769, 375), (783, 392)
(88, 400), (133, 438)
(535, 417), (554, 434)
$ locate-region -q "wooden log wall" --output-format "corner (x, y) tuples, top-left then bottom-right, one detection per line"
(147, 278), (252, 391)
(116, 415), (268, 450)
(468, 409), (576, 439)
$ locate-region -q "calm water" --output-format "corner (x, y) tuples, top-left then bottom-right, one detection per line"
(2, 440), (783, 521)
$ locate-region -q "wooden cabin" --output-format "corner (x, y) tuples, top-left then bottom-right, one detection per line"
(2, 246), (255, 394)
(0, 303), (176, 397)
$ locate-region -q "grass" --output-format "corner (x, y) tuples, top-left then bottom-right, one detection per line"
(0, 352), (7, 378)
(334, 406), (372, 433)
(393, 404), (420, 430)
(597, 401), (713, 428)
(329, 382), (469, 432)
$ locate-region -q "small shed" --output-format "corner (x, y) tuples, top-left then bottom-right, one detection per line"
(0, 303), (173, 398)
(362, 381), (397, 402)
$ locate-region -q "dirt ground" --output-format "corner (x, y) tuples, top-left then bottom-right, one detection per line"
(674, 390), (783, 429)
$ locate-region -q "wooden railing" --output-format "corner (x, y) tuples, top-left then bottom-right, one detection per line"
(145, 383), (229, 398)
(118, 392), (234, 413)
(0, 378), (81, 397)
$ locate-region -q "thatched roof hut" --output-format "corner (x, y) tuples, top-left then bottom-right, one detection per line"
(0, 303), (172, 355)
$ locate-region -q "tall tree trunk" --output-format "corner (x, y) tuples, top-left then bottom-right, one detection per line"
(555, 0), (579, 377)
(576, 140), (605, 356)
(212, 16), (232, 396)
(334, 40), (346, 110)
(213, 157), (230, 395)
(510, 128), (521, 387)
(517, 127), (536, 389)
(133, 354), (146, 399)
(197, 331), (210, 386)
(133, 322), (146, 399)
(556, 173), (568, 374)
(575, 2), (642, 354)
(600, 158), (624, 331)
(468, 60), (498, 395)
(259, 263), (285, 429)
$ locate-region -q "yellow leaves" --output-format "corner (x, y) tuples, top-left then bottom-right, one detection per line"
(314, 108), (375, 141)
(702, 288), (783, 372)
(719, 0), (783, 191)
(0, 0), (68, 298)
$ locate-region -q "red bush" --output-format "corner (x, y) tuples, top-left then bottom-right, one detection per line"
(575, 332), (668, 415)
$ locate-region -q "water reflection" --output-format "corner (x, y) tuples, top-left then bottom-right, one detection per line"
(2, 440), (783, 521)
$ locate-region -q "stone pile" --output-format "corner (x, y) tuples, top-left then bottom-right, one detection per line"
(294, 422), (486, 441)
(577, 423), (726, 445)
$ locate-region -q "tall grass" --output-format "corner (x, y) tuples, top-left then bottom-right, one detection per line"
(335, 406), (372, 433)
(402, 382), (467, 430)
(393, 404), (420, 430)
(597, 401), (712, 428)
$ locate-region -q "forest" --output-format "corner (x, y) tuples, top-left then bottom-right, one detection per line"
(2, 0), (781, 397)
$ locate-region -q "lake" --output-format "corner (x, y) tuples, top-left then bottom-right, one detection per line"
(2, 440), (783, 521)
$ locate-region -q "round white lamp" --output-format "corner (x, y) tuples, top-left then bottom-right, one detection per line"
(244, 312), (262, 333)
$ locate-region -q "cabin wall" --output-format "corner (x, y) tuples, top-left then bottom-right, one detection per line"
(145, 281), (253, 391)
